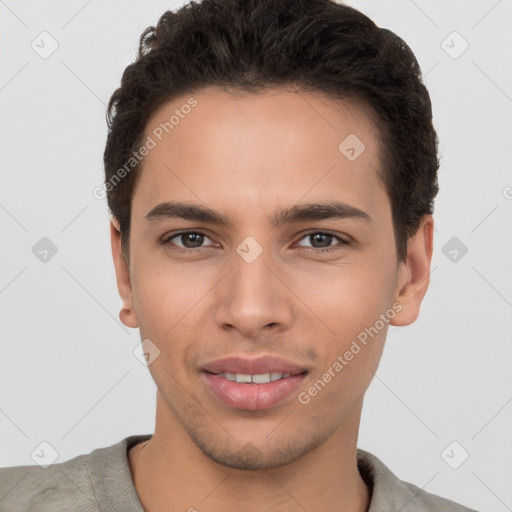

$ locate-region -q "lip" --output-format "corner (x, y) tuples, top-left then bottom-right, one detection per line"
(202, 372), (307, 410)
(201, 355), (308, 375)
(201, 355), (308, 411)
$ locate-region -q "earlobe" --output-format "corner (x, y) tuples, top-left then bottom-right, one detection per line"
(390, 215), (434, 327)
(110, 218), (139, 329)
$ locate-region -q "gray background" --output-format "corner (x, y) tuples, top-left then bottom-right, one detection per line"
(1, 1), (511, 510)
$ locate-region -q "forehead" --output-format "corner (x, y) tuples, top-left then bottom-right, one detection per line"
(131, 87), (390, 227)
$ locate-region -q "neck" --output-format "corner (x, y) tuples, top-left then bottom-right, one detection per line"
(129, 394), (370, 512)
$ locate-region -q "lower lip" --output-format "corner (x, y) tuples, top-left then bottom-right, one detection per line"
(202, 372), (307, 411)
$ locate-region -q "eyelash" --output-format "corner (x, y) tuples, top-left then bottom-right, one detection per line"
(160, 230), (351, 255)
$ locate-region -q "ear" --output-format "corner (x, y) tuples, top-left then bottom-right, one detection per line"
(110, 217), (139, 329)
(390, 215), (434, 326)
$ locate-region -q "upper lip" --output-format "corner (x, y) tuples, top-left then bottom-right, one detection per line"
(201, 355), (308, 375)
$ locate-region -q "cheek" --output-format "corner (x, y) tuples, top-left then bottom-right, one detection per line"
(133, 252), (191, 304)
(287, 254), (396, 366)
(293, 254), (395, 322)
(131, 268), (182, 338)
(131, 263), (217, 349)
(131, 269), (208, 389)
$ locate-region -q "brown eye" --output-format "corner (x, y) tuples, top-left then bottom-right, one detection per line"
(296, 231), (350, 252)
(162, 230), (215, 252)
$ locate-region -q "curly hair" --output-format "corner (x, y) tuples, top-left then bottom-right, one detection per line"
(103, 0), (440, 263)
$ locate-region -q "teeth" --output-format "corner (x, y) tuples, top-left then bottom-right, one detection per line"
(252, 372), (271, 383)
(217, 372), (291, 383)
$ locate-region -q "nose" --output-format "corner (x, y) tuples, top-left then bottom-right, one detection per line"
(214, 247), (294, 339)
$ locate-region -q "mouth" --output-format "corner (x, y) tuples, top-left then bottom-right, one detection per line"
(210, 371), (301, 383)
(200, 355), (309, 411)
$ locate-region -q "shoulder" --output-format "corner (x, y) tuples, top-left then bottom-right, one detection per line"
(357, 448), (480, 512)
(0, 450), (98, 512)
(0, 435), (149, 512)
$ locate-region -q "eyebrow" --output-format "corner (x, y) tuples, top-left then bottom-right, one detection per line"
(145, 200), (372, 228)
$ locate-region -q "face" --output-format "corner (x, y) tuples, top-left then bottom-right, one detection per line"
(111, 86), (432, 470)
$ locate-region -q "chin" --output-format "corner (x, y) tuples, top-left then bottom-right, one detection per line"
(186, 424), (327, 471)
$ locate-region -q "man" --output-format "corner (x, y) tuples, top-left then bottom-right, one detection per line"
(0, 0), (479, 510)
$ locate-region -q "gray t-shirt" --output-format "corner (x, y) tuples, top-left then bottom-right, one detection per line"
(0, 434), (478, 511)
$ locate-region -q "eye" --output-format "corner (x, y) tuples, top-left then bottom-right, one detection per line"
(161, 230), (216, 253)
(161, 230), (351, 255)
(295, 231), (351, 253)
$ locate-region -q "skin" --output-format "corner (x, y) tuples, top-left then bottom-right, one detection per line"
(110, 86), (434, 512)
